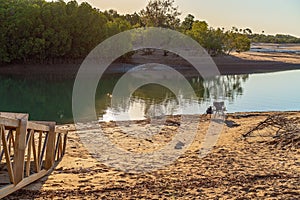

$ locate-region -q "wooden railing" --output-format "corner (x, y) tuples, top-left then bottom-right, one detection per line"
(0, 112), (68, 198)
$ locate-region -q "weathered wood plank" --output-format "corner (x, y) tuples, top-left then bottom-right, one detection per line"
(25, 130), (33, 177)
(38, 131), (42, 160)
(13, 119), (27, 184)
(0, 117), (19, 128)
(0, 126), (2, 164)
(59, 135), (63, 160)
(0, 169), (50, 199)
(27, 122), (50, 132)
(54, 133), (61, 161)
(39, 133), (48, 169)
(62, 133), (68, 157)
(0, 112), (28, 120)
(45, 123), (56, 169)
(31, 133), (40, 173)
(55, 128), (68, 134)
(32, 121), (56, 126)
(1, 125), (15, 184)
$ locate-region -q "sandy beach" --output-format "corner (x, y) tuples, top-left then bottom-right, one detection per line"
(4, 111), (300, 199)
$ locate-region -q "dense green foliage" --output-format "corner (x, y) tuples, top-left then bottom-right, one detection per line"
(1, 0), (297, 65)
(185, 22), (250, 55)
(248, 33), (300, 43)
(0, 0), (131, 64)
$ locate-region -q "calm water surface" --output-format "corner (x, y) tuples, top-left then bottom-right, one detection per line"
(0, 69), (299, 123)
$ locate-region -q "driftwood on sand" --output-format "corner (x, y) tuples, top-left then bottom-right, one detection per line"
(243, 114), (300, 149)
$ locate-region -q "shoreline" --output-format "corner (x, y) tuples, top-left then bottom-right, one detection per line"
(96, 110), (300, 123)
(0, 51), (300, 79)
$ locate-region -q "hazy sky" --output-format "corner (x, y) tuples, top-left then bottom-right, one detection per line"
(62, 0), (300, 37)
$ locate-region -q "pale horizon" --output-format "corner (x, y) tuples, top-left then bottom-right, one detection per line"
(55, 0), (300, 38)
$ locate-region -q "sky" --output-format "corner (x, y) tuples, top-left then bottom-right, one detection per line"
(61, 0), (300, 37)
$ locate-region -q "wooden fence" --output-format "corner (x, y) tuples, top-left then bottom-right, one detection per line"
(0, 112), (68, 198)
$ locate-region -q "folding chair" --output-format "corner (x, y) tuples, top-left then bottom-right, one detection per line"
(213, 101), (226, 116)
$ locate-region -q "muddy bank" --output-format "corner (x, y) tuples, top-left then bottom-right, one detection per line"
(1, 51), (300, 80)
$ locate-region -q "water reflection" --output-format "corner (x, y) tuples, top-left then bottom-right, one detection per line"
(0, 73), (249, 123)
(100, 75), (249, 121)
(0, 74), (249, 123)
(202, 75), (249, 101)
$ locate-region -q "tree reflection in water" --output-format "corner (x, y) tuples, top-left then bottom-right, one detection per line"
(0, 73), (249, 123)
(103, 74), (249, 120)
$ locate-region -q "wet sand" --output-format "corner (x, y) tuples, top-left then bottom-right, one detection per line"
(5, 111), (300, 199)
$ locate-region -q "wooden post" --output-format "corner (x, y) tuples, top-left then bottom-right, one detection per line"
(13, 118), (28, 184)
(31, 133), (40, 173)
(54, 133), (61, 161)
(39, 133), (48, 169)
(38, 131), (42, 159)
(45, 123), (56, 170)
(25, 130), (33, 177)
(62, 133), (68, 156)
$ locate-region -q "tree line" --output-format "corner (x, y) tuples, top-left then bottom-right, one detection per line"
(0, 0), (298, 65)
(249, 33), (300, 43)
